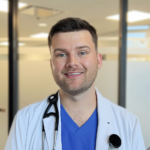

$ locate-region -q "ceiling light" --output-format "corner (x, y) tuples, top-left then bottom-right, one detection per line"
(18, 2), (27, 9)
(30, 33), (48, 38)
(0, 42), (8, 46)
(0, 0), (7, 12)
(18, 42), (26, 46)
(20, 5), (62, 19)
(107, 10), (150, 23)
(0, 42), (25, 46)
(0, 0), (27, 12)
(38, 23), (47, 27)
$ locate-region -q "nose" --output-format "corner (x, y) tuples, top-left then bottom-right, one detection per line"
(65, 54), (79, 68)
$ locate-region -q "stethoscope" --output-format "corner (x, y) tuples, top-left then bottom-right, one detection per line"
(108, 134), (121, 150)
(42, 91), (59, 150)
(42, 91), (121, 150)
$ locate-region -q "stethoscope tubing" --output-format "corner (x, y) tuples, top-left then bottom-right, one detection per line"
(42, 91), (59, 150)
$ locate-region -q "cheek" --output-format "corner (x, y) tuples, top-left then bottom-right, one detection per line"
(82, 56), (97, 68)
(52, 60), (65, 72)
(84, 60), (90, 67)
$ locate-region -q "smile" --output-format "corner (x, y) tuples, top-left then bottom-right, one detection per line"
(65, 72), (83, 78)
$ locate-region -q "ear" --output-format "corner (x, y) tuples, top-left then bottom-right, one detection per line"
(97, 53), (102, 69)
(50, 58), (52, 69)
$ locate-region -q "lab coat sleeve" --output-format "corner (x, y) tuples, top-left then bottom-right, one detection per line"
(4, 110), (27, 150)
(132, 118), (146, 150)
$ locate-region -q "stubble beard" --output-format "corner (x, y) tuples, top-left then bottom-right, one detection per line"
(53, 67), (98, 96)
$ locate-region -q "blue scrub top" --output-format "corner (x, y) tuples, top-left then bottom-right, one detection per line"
(61, 104), (98, 150)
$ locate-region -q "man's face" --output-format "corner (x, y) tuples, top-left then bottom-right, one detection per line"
(50, 30), (102, 96)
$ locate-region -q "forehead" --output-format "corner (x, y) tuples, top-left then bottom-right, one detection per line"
(51, 30), (94, 49)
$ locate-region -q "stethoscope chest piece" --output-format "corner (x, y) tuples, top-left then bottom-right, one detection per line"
(108, 134), (121, 150)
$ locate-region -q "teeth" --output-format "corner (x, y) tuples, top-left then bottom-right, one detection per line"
(67, 73), (82, 75)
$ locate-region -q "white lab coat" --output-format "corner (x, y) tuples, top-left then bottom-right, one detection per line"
(4, 87), (146, 150)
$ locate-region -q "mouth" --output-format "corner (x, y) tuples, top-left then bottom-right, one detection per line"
(64, 72), (83, 78)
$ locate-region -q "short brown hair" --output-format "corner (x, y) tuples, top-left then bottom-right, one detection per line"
(48, 17), (98, 52)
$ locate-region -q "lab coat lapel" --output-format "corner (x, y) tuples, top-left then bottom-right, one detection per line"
(43, 88), (114, 150)
(43, 92), (62, 150)
(95, 87), (113, 150)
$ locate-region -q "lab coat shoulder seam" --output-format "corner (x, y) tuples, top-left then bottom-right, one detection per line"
(102, 97), (139, 129)
(107, 98), (138, 120)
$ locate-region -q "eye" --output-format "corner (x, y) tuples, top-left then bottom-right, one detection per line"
(79, 51), (87, 55)
(57, 53), (66, 57)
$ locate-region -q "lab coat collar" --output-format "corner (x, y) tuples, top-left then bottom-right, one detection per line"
(95, 87), (113, 150)
(43, 87), (113, 150)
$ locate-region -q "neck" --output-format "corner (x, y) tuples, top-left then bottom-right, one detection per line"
(59, 84), (97, 127)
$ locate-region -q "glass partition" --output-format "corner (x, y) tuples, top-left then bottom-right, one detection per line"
(126, 0), (150, 148)
(0, 0), (8, 149)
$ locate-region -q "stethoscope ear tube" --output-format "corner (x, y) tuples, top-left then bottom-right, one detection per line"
(109, 134), (121, 149)
(54, 101), (59, 131)
(42, 91), (59, 150)
(42, 131), (45, 150)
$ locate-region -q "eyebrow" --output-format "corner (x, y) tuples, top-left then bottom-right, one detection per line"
(75, 45), (91, 50)
(53, 45), (91, 53)
(53, 48), (66, 54)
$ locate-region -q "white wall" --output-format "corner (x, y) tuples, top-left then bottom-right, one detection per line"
(126, 62), (150, 149)
(19, 60), (59, 109)
(0, 61), (8, 150)
(96, 61), (118, 104)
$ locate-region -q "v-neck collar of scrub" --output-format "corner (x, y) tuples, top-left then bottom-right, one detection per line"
(61, 104), (98, 136)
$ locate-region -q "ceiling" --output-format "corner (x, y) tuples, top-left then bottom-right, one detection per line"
(0, 0), (150, 48)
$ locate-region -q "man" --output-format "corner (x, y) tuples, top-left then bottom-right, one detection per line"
(5, 18), (145, 150)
